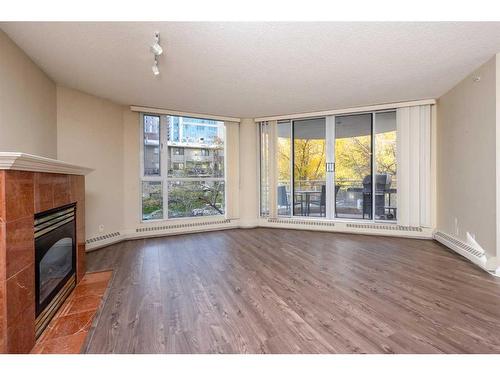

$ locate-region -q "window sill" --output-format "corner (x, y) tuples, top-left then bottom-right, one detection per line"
(140, 214), (226, 225)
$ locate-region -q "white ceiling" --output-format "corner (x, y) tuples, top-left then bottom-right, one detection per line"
(2, 22), (500, 118)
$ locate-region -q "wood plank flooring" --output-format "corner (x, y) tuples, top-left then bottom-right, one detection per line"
(83, 228), (500, 353)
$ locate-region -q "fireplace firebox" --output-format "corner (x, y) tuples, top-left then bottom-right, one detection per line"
(34, 203), (77, 338)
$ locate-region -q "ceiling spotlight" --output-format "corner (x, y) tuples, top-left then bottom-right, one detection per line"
(152, 60), (160, 76)
(150, 32), (163, 56)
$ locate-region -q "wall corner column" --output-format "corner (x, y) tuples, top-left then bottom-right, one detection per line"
(238, 118), (259, 227)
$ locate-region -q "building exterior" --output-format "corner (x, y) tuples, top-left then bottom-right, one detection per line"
(167, 116), (225, 178)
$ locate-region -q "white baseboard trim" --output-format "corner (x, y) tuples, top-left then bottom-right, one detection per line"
(86, 217), (435, 251)
(85, 231), (127, 252)
(434, 230), (499, 276)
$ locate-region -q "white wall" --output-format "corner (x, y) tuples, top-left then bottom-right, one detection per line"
(437, 56), (497, 259)
(238, 118), (259, 227)
(56, 86), (125, 239)
(0, 30), (57, 158)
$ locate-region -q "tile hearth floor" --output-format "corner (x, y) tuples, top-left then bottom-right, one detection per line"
(31, 270), (113, 354)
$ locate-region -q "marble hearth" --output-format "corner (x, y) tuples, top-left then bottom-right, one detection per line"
(0, 153), (92, 353)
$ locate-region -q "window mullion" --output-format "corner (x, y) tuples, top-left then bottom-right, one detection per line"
(161, 116), (169, 220)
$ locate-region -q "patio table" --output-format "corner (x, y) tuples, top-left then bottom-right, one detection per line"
(294, 190), (321, 216)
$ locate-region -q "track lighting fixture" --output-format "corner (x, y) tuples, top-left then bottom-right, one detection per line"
(152, 60), (160, 76)
(150, 32), (163, 76)
(150, 32), (163, 56)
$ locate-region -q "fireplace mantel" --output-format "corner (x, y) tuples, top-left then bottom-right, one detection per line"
(0, 152), (93, 175)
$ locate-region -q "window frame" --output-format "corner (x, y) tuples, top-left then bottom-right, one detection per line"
(140, 112), (227, 222)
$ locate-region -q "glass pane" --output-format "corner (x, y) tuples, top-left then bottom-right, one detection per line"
(335, 114), (372, 219)
(293, 118), (326, 217)
(168, 180), (225, 218)
(143, 115), (161, 176)
(260, 122), (270, 217)
(167, 116), (225, 178)
(39, 237), (73, 305)
(277, 121), (291, 216)
(142, 181), (163, 220)
(375, 111), (397, 221)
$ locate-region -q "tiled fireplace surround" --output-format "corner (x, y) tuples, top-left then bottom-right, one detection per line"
(0, 170), (86, 353)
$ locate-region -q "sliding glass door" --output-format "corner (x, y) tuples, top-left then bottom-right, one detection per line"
(374, 111), (397, 221)
(292, 118), (326, 217)
(269, 110), (397, 222)
(334, 113), (373, 219)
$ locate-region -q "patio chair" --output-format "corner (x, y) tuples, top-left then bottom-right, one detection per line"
(309, 184), (326, 216)
(362, 174), (392, 219)
(277, 185), (291, 215)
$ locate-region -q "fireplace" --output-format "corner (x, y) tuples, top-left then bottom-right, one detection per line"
(34, 203), (77, 338)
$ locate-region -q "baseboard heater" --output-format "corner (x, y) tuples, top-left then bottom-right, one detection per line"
(267, 218), (424, 233)
(136, 218), (233, 233)
(85, 219), (235, 251)
(267, 218), (336, 227)
(346, 223), (422, 232)
(434, 231), (497, 273)
(86, 231), (122, 244)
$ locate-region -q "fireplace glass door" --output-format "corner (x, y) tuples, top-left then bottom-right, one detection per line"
(35, 204), (76, 317)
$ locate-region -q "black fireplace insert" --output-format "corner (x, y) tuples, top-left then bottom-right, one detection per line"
(34, 203), (77, 336)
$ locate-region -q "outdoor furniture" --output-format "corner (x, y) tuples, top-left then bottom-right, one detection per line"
(385, 187), (397, 220)
(294, 189), (322, 216)
(309, 185), (326, 217)
(362, 174), (393, 219)
(277, 185), (290, 214)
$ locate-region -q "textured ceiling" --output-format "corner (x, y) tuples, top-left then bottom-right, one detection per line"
(2, 22), (500, 118)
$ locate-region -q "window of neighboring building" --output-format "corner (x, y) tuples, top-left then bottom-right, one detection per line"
(172, 147), (184, 155)
(141, 114), (225, 220)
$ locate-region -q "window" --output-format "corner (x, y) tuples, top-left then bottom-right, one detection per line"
(141, 114), (226, 220)
(172, 147), (184, 156)
(143, 115), (160, 176)
(142, 181), (163, 220)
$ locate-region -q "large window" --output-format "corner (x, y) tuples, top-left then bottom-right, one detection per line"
(260, 110), (397, 222)
(141, 114), (225, 220)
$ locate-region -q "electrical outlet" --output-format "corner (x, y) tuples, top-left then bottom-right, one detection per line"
(454, 217), (459, 236)
(99, 224), (104, 233)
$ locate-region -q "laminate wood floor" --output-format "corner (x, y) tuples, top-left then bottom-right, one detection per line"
(83, 228), (500, 353)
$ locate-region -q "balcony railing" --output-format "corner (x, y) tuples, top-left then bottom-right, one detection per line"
(273, 178), (397, 220)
